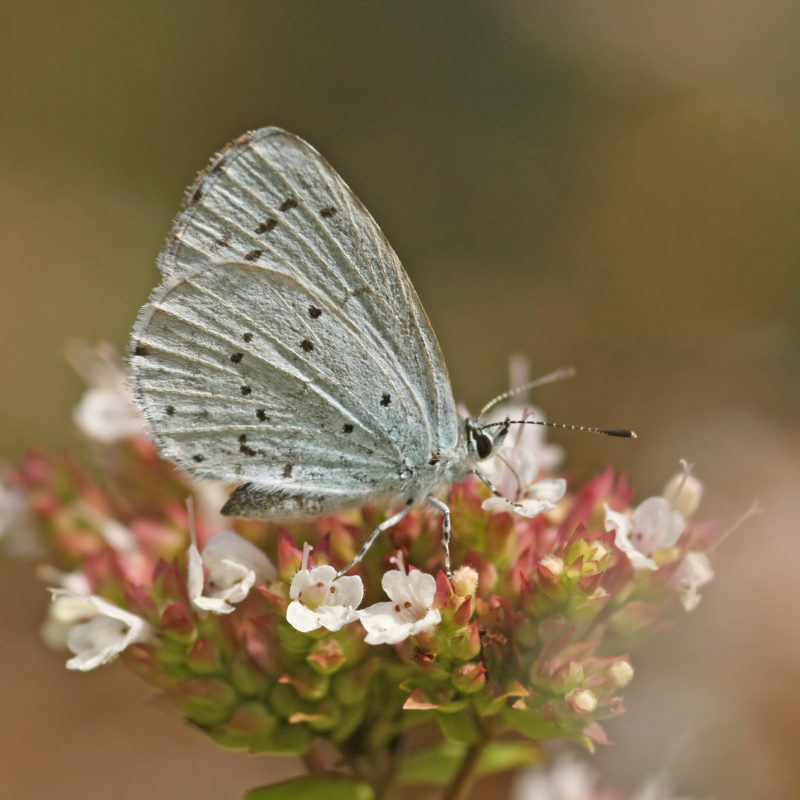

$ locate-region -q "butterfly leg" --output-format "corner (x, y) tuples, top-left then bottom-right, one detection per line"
(427, 496), (452, 577)
(336, 501), (413, 577)
(471, 468), (524, 512)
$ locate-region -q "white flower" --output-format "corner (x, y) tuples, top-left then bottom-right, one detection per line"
(481, 407), (566, 518)
(286, 543), (364, 632)
(188, 530), (276, 614)
(0, 477), (41, 558)
(604, 497), (685, 571)
(486, 402), (565, 473)
(512, 754), (600, 800)
(51, 593), (153, 671)
(67, 340), (146, 443)
(38, 566), (93, 650)
(673, 550), (714, 612)
(358, 552), (441, 645)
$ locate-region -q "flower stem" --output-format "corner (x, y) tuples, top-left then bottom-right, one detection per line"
(443, 737), (490, 800)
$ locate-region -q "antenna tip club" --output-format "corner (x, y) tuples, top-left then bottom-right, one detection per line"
(604, 428), (637, 439)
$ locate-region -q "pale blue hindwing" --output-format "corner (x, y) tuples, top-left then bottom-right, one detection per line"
(131, 128), (460, 516)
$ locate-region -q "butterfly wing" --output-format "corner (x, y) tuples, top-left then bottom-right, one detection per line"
(131, 127), (459, 517)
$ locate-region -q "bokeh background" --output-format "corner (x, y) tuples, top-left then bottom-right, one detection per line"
(2, 2), (799, 798)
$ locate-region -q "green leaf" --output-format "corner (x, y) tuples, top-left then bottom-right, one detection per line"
(396, 740), (544, 786)
(476, 741), (544, 774)
(435, 710), (481, 745)
(243, 775), (374, 800)
(502, 708), (565, 740)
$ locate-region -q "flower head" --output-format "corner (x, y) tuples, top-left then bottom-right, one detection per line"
(67, 340), (146, 443)
(358, 552), (441, 645)
(604, 497), (685, 571)
(188, 529), (276, 614)
(53, 593), (152, 671)
(481, 407), (566, 518)
(286, 543), (364, 632)
(673, 550), (714, 612)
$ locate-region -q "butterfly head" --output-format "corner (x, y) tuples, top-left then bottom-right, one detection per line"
(464, 417), (510, 461)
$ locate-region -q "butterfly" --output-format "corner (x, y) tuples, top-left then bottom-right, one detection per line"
(130, 127), (629, 575)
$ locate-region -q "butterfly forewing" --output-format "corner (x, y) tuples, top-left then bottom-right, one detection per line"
(131, 127), (459, 515)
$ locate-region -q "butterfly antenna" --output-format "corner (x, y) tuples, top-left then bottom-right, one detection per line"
(483, 418), (637, 439)
(479, 366), (577, 418)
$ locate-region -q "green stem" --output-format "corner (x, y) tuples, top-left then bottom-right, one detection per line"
(443, 736), (490, 800)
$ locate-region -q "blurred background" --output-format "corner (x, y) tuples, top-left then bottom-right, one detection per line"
(2, 2), (799, 798)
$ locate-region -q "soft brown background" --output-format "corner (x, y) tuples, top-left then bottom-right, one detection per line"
(2, 3), (799, 798)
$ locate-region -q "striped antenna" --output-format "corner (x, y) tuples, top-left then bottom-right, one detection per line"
(479, 366), (577, 418)
(482, 419), (637, 439)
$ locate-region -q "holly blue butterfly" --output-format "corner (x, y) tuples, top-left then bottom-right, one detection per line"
(130, 127), (629, 574)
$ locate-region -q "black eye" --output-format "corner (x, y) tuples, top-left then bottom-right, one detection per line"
(475, 431), (493, 459)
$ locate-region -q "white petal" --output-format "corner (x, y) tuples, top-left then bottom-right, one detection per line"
(203, 531), (276, 582)
(308, 564), (338, 584)
(381, 569), (413, 603)
(331, 574), (364, 608)
(207, 560), (253, 599)
(528, 478), (567, 504)
(627, 550), (658, 571)
(634, 497), (685, 553)
(314, 604), (359, 632)
(674, 551), (714, 611)
(73, 388), (145, 443)
(359, 607), (414, 645)
(187, 543), (206, 605)
(515, 498), (555, 518)
(191, 594), (236, 614)
(406, 569), (437, 607)
(41, 592), (96, 650)
(481, 496), (513, 513)
(407, 608), (442, 636)
(65, 597), (151, 671)
(604, 503), (632, 540)
(286, 601), (323, 632)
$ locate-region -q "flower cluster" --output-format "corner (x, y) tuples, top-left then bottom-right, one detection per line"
(0, 344), (722, 798)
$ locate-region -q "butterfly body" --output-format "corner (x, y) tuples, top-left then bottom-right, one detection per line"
(130, 127), (489, 528)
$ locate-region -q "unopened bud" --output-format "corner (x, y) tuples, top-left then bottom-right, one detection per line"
(451, 565), (479, 597)
(539, 554), (564, 576)
(664, 469), (703, 519)
(568, 688), (597, 714)
(609, 659), (634, 688)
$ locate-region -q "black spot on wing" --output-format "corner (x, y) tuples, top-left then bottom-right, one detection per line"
(343, 423), (353, 433)
(255, 218), (278, 234)
(133, 344), (149, 356)
(256, 409), (267, 421)
(230, 352), (243, 363)
(283, 464), (293, 478)
(242, 332), (253, 343)
(308, 305), (322, 319)
(320, 206), (337, 218)
(245, 249), (263, 262)
(166, 405), (175, 416)
(241, 385), (252, 396)
(381, 393), (391, 406)
(279, 198), (298, 212)
(300, 339), (314, 353)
